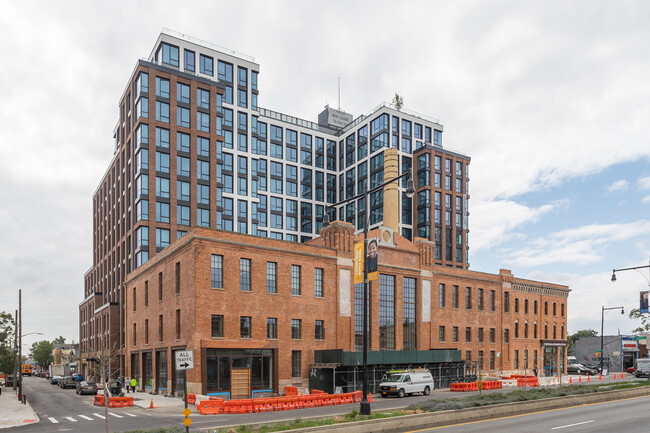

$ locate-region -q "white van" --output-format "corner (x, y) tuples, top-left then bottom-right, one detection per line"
(378, 369), (434, 398)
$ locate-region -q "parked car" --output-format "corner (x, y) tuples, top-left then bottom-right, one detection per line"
(50, 375), (62, 385)
(76, 381), (98, 395)
(627, 366), (636, 374)
(59, 376), (77, 389)
(72, 373), (84, 381)
(634, 358), (650, 378)
(567, 363), (598, 375)
(584, 363), (602, 372)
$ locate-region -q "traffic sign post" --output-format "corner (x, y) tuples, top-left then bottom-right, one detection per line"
(176, 351), (194, 432)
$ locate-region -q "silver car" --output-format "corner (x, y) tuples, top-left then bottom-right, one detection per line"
(76, 381), (98, 395)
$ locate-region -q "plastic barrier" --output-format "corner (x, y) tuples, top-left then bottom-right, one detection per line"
(187, 393), (196, 405)
(516, 377), (539, 387)
(284, 386), (298, 396)
(197, 398), (224, 415)
(94, 395), (105, 406)
(107, 396), (134, 408)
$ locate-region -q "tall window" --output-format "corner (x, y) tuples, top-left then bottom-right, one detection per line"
(145, 319), (149, 345)
(291, 351), (301, 377)
(490, 290), (495, 312)
(291, 265), (301, 295)
(175, 262), (181, 294)
(478, 288), (484, 311)
(240, 316), (251, 338)
(452, 326), (459, 342)
(267, 318), (277, 339)
(439, 284), (445, 308)
(315, 268), (324, 297)
(504, 328), (509, 343)
(158, 315), (163, 342)
(403, 277), (416, 350)
(211, 255), (223, 288)
(504, 292), (510, 312)
(478, 327), (484, 342)
(175, 309), (180, 339)
(465, 287), (472, 309)
(354, 283), (369, 351)
(240, 258), (251, 291)
(465, 327), (472, 342)
(158, 272), (163, 301)
(291, 319), (301, 339)
(211, 315), (223, 338)
(489, 328), (495, 343)
(315, 320), (324, 340)
(379, 275), (395, 349)
(439, 326), (445, 342)
(452, 285), (459, 308)
(267, 262), (277, 293)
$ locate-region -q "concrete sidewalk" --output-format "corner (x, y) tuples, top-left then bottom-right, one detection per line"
(0, 387), (39, 429)
(120, 389), (185, 410)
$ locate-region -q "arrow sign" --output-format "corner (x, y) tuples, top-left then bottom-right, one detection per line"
(175, 350), (194, 371)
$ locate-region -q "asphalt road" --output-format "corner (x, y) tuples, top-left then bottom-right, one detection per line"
(7, 376), (181, 433)
(395, 394), (650, 433)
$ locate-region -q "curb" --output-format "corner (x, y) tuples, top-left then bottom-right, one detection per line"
(200, 386), (650, 433)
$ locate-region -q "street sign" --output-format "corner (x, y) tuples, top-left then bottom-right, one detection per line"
(175, 350), (194, 370)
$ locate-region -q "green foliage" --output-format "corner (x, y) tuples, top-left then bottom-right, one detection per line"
(123, 427), (185, 433)
(628, 308), (650, 334)
(567, 329), (598, 354)
(391, 93), (404, 110)
(0, 311), (16, 373)
(52, 336), (67, 345)
(30, 340), (53, 368)
(345, 409), (359, 420)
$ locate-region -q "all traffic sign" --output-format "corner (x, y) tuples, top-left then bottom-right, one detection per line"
(175, 350), (194, 370)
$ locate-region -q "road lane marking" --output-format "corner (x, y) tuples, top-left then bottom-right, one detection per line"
(552, 420), (595, 430)
(125, 413), (137, 417)
(64, 417), (77, 422)
(78, 415), (94, 420)
(48, 417), (58, 423)
(404, 394), (650, 432)
(109, 412), (124, 418)
(93, 413), (106, 419)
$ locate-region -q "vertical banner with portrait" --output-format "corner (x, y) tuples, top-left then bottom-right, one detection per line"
(366, 237), (379, 281)
(641, 291), (649, 314)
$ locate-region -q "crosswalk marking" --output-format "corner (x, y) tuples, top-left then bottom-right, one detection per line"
(108, 412), (124, 418)
(46, 412), (138, 424)
(78, 415), (94, 420)
(125, 412), (137, 417)
(93, 413), (106, 419)
(64, 417), (77, 422)
(48, 417), (58, 423)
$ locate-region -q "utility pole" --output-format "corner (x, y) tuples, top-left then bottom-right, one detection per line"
(13, 309), (17, 392)
(19, 289), (23, 402)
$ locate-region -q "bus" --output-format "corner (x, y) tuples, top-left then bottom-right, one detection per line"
(21, 364), (33, 376)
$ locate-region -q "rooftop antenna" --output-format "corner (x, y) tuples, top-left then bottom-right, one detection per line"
(338, 77), (341, 110)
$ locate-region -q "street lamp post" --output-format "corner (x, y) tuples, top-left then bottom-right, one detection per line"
(323, 168), (415, 415)
(600, 306), (624, 374)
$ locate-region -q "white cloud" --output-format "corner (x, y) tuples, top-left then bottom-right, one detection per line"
(607, 179), (629, 193)
(638, 176), (650, 190)
(642, 195), (650, 204)
(504, 220), (650, 267)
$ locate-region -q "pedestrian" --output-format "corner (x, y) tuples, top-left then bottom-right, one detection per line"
(125, 377), (131, 393)
(533, 368), (538, 377)
(130, 377), (137, 393)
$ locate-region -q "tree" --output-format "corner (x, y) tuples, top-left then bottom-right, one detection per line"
(91, 339), (122, 433)
(391, 93), (404, 111)
(628, 308), (650, 334)
(30, 340), (53, 368)
(0, 311), (16, 374)
(52, 336), (66, 345)
(567, 329), (598, 355)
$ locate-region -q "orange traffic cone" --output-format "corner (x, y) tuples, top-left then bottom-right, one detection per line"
(599, 374), (602, 381)
(622, 373), (625, 379)
(578, 375), (582, 382)
(614, 373), (617, 380)
(587, 375), (591, 382)
(569, 377), (573, 384)
(149, 399), (154, 409)
(368, 393), (373, 403)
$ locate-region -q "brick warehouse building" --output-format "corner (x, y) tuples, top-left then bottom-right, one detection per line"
(124, 218), (568, 396)
(80, 29), (569, 389)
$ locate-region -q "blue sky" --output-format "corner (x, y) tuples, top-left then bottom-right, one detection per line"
(1, 0), (649, 349)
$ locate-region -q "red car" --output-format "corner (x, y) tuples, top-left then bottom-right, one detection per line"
(627, 366), (635, 374)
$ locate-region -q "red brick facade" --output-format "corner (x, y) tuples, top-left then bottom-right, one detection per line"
(124, 222), (569, 396)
